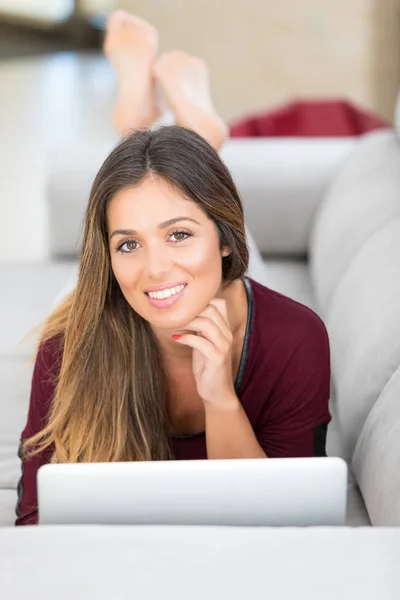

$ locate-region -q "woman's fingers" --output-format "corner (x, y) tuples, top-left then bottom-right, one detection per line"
(209, 298), (229, 323)
(174, 298), (232, 356)
(185, 315), (232, 348)
(174, 333), (223, 363)
(190, 300), (232, 340)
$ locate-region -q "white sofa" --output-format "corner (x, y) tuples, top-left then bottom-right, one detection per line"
(1, 127), (400, 597)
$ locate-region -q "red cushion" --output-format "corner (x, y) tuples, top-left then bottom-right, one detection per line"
(229, 100), (388, 138)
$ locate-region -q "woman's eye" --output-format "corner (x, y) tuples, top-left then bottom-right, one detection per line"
(170, 230), (191, 242)
(118, 240), (139, 253)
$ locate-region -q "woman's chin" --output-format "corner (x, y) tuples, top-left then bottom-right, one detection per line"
(147, 308), (199, 332)
(150, 317), (192, 332)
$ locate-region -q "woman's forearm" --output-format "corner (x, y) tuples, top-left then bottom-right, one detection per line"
(204, 396), (267, 459)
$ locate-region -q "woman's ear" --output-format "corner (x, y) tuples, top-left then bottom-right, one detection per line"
(221, 247), (232, 258)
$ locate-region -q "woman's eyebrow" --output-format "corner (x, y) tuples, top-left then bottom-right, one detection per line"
(109, 217), (201, 239)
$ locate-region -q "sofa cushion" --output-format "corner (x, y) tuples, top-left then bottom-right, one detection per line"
(352, 365), (400, 526)
(263, 259), (317, 312)
(221, 137), (355, 257)
(310, 130), (400, 314)
(324, 218), (400, 461)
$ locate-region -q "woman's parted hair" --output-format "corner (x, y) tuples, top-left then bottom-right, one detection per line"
(25, 126), (249, 463)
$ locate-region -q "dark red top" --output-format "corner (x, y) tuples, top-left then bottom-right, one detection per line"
(15, 278), (331, 526)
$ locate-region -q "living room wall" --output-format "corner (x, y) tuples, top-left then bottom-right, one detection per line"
(118, 0), (400, 124)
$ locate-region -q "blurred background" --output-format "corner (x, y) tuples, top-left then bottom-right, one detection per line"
(1, 0), (400, 121)
(0, 0), (400, 262)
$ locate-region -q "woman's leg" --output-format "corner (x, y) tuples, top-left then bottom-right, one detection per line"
(104, 10), (162, 135)
(104, 11), (228, 150)
(153, 51), (228, 151)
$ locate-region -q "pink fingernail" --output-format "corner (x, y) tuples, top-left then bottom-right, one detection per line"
(172, 335), (181, 340)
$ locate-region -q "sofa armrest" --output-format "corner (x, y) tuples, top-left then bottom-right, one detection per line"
(220, 138), (356, 256)
(47, 137), (356, 259)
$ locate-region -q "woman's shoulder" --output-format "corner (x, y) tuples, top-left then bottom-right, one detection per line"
(247, 277), (329, 352)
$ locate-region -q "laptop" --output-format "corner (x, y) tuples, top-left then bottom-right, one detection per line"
(38, 457), (348, 526)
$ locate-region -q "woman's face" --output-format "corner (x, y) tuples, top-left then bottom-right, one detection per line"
(107, 175), (230, 331)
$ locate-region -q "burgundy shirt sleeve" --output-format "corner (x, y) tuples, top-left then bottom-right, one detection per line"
(255, 309), (331, 458)
(15, 337), (62, 526)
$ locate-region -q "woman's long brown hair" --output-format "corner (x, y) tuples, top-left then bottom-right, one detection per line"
(24, 126), (249, 463)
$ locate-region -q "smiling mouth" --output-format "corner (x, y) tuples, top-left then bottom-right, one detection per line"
(144, 284), (187, 310)
(144, 284), (187, 300)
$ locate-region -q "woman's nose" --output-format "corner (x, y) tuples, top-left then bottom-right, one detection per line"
(144, 245), (174, 278)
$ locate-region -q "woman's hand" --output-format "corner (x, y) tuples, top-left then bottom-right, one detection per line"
(173, 298), (238, 407)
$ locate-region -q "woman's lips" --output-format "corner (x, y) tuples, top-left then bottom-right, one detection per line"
(145, 285), (187, 309)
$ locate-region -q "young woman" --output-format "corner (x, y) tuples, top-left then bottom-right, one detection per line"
(15, 12), (331, 526)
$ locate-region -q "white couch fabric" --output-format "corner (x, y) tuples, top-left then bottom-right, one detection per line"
(310, 131), (400, 462)
(1, 526), (400, 599)
(325, 218), (400, 461)
(220, 138), (356, 256)
(353, 365), (400, 526)
(310, 131), (400, 314)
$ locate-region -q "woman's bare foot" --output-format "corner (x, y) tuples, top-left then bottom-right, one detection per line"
(104, 10), (162, 135)
(153, 50), (228, 150)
